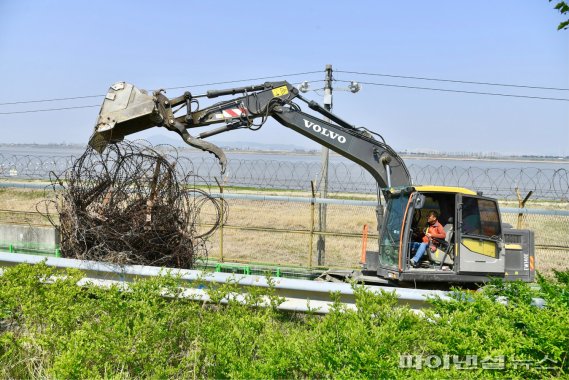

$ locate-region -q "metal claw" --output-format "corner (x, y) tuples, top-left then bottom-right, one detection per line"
(181, 130), (227, 174)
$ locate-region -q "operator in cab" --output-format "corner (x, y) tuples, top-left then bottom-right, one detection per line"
(410, 211), (446, 268)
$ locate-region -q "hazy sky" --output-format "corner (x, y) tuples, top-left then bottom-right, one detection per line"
(1, 1), (568, 156)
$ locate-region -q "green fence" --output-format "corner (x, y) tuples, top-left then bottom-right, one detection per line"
(1, 191), (567, 275)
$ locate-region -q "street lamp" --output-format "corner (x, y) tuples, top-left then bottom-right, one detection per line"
(299, 81), (311, 93)
(348, 81), (361, 93)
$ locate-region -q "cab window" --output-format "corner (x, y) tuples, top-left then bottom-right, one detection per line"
(462, 197), (501, 238)
(379, 192), (409, 266)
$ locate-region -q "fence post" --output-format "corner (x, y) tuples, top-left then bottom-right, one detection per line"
(309, 181), (316, 268)
(515, 188), (533, 229)
(145, 160), (161, 228)
(360, 224), (369, 264)
(216, 178), (225, 263)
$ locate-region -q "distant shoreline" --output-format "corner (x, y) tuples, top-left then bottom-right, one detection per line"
(1, 144), (567, 164)
(225, 150), (569, 164)
(400, 155), (569, 164)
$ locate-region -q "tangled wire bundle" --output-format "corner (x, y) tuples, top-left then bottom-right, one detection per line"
(44, 141), (225, 268)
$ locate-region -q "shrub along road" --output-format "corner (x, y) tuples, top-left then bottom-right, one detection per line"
(0, 263), (567, 378)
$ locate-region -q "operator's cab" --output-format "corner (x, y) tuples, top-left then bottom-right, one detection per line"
(365, 186), (535, 285)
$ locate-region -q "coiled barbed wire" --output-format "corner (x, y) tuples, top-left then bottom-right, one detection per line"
(2, 152), (568, 201)
(38, 141), (227, 268)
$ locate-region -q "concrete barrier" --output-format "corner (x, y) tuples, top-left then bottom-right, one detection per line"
(0, 223), (59, 253)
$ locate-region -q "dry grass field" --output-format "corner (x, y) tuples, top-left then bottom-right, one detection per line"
(0, 185), (567, 276)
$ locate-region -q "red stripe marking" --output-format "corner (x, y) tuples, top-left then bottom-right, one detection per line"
(225, 109), (239, 117)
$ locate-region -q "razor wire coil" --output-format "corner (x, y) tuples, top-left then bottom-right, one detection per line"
(1, 153), (567, 201)
(32, 143), (226, 268)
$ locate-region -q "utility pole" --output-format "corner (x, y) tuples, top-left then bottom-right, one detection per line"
(299, 65), (360, 266)
(317, 64), (333, 266)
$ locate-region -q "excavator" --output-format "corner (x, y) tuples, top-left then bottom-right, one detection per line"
(89, 80), (535, 287)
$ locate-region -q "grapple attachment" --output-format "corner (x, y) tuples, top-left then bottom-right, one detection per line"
(88, 82), (228, 174)
(89, 82), (163, 153)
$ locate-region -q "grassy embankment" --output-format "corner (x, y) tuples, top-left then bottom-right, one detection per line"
(0, 262), (568, 378)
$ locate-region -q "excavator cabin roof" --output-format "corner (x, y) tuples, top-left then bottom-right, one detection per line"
(386, 185), (478, 195)
(413, 185), (477, 195)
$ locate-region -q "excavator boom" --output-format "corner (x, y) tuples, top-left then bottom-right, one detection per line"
(89, 81), (411, 188)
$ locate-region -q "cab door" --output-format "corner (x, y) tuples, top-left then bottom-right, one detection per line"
(456, 195), (505, 275)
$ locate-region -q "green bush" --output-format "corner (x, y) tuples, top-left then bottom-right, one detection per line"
(0, 263), (567, 378)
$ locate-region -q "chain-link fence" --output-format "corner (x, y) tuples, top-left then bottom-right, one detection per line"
(0, 185), (567, 275)
(1, 153), (568, 201)
(1, 149), (568, 276)
(200, 194), (569, 275)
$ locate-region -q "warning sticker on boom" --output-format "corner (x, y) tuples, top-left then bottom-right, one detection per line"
(272, 86), (289, 97)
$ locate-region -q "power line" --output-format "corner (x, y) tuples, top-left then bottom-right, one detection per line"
(0, 81), (325, 115)
(2, 68), (567, 115)
(0, 105), (100, 115)
(334, 79), (569, 101)
(336, 70), (569, 91)
(0, 95), (105, 106)
(166, 71), (323, 90)
(0, 71), (324, 106)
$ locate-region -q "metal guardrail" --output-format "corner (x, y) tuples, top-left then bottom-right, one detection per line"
(0, 252), (448, 313)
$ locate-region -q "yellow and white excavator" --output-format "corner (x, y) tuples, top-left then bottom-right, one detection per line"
(89, 80), (535, 287)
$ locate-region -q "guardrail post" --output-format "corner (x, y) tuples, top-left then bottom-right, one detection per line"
(9, 244), (14, 253)
(55, 248), (61, 257)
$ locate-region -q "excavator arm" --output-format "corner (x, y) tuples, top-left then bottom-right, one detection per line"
(89, 81), (411, 188)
